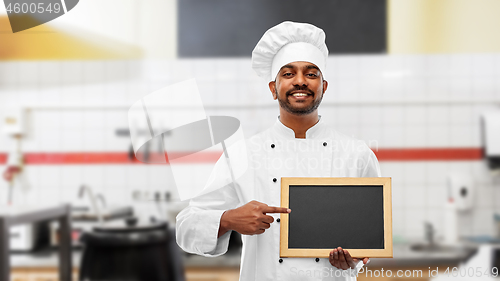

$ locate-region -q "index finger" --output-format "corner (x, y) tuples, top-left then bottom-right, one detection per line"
(262, 206), (291, 214)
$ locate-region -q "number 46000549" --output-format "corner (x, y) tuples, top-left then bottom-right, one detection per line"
(6, 2), (62, 14)
(443, 267), (498, 278)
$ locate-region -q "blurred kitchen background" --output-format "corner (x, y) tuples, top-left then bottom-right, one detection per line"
(1, 0), (500, 280)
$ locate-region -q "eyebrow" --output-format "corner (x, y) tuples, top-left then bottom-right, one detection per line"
(281, 64), (295, 70)
(306, 65), (320, 71)
(280, 64), (320, 71)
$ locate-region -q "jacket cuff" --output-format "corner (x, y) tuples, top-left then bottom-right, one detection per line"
(354, 259), (367, 273)
(198, 209), (231, 257)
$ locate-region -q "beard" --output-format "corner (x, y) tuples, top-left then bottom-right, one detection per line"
(276, 85), (323, 115)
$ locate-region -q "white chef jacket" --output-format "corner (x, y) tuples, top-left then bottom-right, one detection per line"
(176, 116), (382, 281)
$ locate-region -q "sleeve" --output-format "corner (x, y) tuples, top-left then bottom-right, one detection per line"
(354, 259), (366, 273)
(175, 183), (240, 257)
(329, 260), (366, 279)
(176, 136), (253, 257)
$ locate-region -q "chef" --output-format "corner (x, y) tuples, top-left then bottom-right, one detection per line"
(176, 21), (381, 281)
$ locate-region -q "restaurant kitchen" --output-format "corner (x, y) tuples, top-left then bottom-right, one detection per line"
(1, 0), (500, 280)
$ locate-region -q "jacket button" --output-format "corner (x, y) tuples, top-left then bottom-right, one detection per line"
(323, 142), (327, 147)
(273, 178), (277, 183)
(271, 144), (275, 148)
(277, 218), (280, 223)
(279, 259), (283, 263)
(315, 258), (320, 262)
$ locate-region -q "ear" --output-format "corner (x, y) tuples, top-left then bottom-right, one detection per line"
(268, 81), (277, 100)
(322, 80), (328, 94)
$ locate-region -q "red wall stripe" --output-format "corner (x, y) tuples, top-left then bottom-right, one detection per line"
(0, 148), (483, 165)
(20, 152), (223, 165)
(23, 153), (143, 165)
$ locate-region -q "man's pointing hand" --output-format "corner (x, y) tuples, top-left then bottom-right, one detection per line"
(218, 200), (291, 237)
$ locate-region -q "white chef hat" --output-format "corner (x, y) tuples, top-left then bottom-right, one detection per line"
(252, 21), (328, 81)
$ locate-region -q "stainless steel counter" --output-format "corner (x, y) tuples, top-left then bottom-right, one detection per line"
(11, 249), (81, 268)
(1, 205), (72, 281)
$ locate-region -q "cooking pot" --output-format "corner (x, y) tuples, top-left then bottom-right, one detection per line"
(79, 217), (185, 281)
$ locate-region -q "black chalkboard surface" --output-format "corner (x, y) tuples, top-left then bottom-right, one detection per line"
(280, 178), (392, 258)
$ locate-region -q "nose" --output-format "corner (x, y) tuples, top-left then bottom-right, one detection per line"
(293, 73), (307, 87)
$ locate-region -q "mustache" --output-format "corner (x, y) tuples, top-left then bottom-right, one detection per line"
(286, 86), (314, 96)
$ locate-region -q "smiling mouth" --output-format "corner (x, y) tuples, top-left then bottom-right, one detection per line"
(291, 92), (310, 97)
(288, 91), (313, 98)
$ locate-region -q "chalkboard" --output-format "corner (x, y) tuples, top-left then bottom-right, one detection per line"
(280, 177), (392, 258)
(178, 0), (387, 57)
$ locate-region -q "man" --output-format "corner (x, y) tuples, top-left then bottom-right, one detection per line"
(177, 21), (381, 281)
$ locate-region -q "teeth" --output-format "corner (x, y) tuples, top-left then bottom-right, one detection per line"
(292, 93), (308, 97)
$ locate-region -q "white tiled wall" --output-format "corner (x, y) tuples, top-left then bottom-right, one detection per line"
(1, 54), (500, 241)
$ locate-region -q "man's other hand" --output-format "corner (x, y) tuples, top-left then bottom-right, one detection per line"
(218, 200), (291, 237)
(329, 247), (369, 270)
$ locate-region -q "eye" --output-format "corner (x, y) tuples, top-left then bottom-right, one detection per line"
(307, 73), (318, 77)
(283, 72), (293, 77)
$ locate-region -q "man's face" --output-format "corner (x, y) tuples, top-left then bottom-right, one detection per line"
(269, 61), (328, 116)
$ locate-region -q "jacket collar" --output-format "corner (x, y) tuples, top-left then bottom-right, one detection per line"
(274, 115), (325, 139)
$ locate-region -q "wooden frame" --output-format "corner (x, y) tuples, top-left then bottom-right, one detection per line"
(280, 177), (392, 258)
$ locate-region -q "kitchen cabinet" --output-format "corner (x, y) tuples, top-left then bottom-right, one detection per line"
(10, 268), (79, 281)
(11, 267), (239, 281)
(10, 268), (28, 281)
(186, 267), (240, 281)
